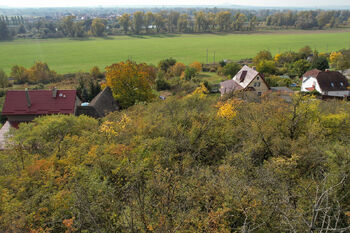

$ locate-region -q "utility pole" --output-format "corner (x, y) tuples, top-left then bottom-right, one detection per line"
(206, 49), (208, 64)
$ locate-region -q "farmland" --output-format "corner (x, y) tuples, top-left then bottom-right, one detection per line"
(1, 30), (350, 74)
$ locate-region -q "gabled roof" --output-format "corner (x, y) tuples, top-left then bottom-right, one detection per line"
(303, 69), (321, 78)
(2, 89), (77, 116)
(89, 87), (119, 117)
(316, 71), (349, 91)
(232, 65), (260, 89)
(76, 87), (119, 118)
(220, 79), (243, 95)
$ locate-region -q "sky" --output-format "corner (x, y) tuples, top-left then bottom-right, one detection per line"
(1, 0), (349, 7)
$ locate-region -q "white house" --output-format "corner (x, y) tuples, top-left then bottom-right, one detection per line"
(301, 69), (350, 98)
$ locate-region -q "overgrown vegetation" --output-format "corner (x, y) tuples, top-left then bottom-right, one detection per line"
(1, 93), (350, 232)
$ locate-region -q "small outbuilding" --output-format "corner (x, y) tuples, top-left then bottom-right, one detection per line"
(76, 87), (119, 118)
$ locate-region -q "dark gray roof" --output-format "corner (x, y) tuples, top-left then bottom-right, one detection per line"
(220, 79), (243, 95)
(316, 71), (349, 91)
(76, 87), (119, 118)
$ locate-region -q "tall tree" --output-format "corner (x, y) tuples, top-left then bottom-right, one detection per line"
(133, 11), (144, 34)
(119, 14), (131, 34)
(0, 21), (9, 40)
(105, 61), (156, 108)
(144, 12), (154, 34)
(91, 18), (105, 37)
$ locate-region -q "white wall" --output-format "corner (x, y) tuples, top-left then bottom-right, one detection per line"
(301, 77), (322, 93)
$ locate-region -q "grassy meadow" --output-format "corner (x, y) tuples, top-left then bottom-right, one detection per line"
(1, 30), (350, 74)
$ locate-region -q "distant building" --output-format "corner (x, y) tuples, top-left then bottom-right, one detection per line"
(220, 65), (270, 96)
(76, 87), (119, 118)
(301, 69), (350, 98)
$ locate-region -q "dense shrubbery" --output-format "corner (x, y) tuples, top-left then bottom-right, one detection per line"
(10, 62), (61, 84)
(1, 94), (350, 232)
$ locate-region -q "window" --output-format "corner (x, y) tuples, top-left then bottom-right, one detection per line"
(340, 82), (344, 87)
(331, 82), (335, 88)
(257, 92), (262, 96)
(257, 77), (260, 80)
(257, 82), (261, 87)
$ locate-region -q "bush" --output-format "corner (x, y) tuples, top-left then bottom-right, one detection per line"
(265, 75), (292, 87)
(312, 56), (329, 71)
(253, 50), (273, 65)
(170, 62), (186, 77)
(189, 61), (202, 73)
(256, 60), (277, 75)
(181, 67), (197, 81)
(158, 58), (177, 72)
(90, 66), (104, 80)
(155, 77), (171, 91)
(222, 62), (241, 78)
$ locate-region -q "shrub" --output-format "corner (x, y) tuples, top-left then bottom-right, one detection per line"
(253, 50), (273, 65)
(189, 61), (202, 73)
(222, 62), (241, 78)
(155, 77), (171, 91)
(181, 67), (197, 81)
(90, 66), (104, 80)
(158, 58), (177, 72)
(256, 60), (276, 75)
(171, 62), (186, 77)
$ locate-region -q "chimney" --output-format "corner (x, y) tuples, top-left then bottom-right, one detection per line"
(52, 87), (57, 98)
(325, 69), (330, 72)
(25, 88), (31, 108)
(252, 66), (256, 70)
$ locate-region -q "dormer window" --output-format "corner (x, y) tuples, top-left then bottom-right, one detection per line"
(340, 82), (344, 87)
(331, 82), (335, 88)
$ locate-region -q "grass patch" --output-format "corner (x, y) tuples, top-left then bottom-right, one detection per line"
(1, 30), (350, 74)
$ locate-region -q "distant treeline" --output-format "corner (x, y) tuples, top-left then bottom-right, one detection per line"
(0, 9), (350, 40)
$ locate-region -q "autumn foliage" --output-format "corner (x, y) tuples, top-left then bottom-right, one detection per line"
(105, 61), (156, 108)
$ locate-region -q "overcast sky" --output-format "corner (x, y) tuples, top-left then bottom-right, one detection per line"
(1, 0), (349, 7)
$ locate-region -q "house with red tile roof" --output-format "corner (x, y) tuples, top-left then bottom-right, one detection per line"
(220, 65), (270, 96)
(301, 69), (350, 98)
(2, 88), (81, 128)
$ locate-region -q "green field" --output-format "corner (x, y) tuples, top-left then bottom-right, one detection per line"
(1, 31), (350, 74)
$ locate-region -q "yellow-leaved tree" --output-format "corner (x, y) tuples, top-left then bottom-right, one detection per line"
(105, 61), (156, 109)
(329, 51), (347, 71)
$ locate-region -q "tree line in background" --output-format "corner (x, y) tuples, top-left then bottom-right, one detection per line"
(1, 8), (350, 40)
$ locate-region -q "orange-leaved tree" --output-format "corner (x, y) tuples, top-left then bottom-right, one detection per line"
(105, 61), (156, 109)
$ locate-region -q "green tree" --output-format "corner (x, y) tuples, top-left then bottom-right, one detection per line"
(256, 60), (277, 75)
(312, 56), (329, 71)
(0, 21), (10, 40)
(119, 14), (131, 34)
(144, 12), (154, 33)
(222, 62), (242, 78)
(253, 50), (273, 66)
(91, 18), (105, 37)
(133, 11), (144, 34)
(0, 69), (8, 89)
(216, 11), (232, 31)
(290, 59), (311, 77)
(11, 65), (28, 84)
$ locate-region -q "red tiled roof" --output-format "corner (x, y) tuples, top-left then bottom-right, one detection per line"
(303, 69), (321, 78)
(2, 90), (78, 116)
